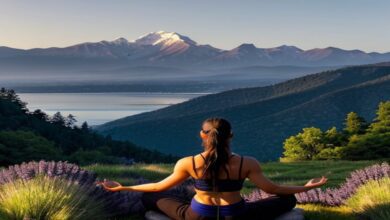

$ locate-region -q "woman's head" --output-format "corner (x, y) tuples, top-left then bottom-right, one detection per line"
(199, 117), (233, 186)
(200, 117), (233, 150)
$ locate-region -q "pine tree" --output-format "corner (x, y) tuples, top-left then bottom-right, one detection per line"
(344, 112), (367, 135)
(368, 101), (390, 133)
(65, 114), (77, 127)
(51, 112), (66, 126)
(81, 121), (90, 132)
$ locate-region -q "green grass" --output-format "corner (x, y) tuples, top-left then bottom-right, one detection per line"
(84, 160), (384, 219)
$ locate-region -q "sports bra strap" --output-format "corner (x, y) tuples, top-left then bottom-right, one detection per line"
(238, 155), (244, 179)
(192, 155), (198, 178)
(200, 153), (206, 161)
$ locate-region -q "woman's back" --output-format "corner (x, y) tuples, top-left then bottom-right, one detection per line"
(189, 152), (246, 206)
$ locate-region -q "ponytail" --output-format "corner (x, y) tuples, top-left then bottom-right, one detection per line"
(201, 118), (232, 191)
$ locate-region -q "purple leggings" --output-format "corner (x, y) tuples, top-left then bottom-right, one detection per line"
(141, 192), (297, 220)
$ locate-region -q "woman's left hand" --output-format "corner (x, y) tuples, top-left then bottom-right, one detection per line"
(96, 180), (123, 192)
(304, 176), (328, 189)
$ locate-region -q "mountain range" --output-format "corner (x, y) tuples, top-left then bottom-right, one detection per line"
(2, 31), (390, 92)
(1, 31), (390, 67)
(95, 62), (390, 161)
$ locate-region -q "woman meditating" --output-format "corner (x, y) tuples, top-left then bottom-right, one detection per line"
(99, 117), (327, 219)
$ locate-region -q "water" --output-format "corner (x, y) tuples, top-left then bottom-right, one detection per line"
(18, 92), (209, 126)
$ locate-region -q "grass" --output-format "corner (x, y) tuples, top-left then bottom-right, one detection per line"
(297, 204), (354, 220)
(0, 175), (109, 220)
(84, 160), (385, 219)
(346, 177), (390, 220)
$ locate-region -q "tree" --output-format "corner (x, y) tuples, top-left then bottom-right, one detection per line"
(324, 126), (347, 147)
(0, 87), (28, 113)
(343, 101), (390, 159)
(51, 112), (66, 126)
(81, 121), (90, 133)
(65, 114), (77, 127)
(282, 127), (324, 161)
(0, 130), (61, 166)
(31, 109), (50, 121)
(344, 112), (367, 135)
(368, 101), (390, 133)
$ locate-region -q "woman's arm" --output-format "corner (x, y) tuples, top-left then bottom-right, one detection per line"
(101, 157), (191, 192)
(246, 157), (327, 194)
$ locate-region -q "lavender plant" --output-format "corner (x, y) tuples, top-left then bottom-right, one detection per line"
(0, 160), (148, 216)
(244, 162), (390, 206)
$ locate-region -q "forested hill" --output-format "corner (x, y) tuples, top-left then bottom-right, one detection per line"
(0, 88), (177, 166)
(95, 62), (390, 161)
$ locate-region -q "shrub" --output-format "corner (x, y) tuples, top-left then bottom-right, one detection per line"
(0, 160), (148, 217)
(0, 175), (107, 220)
(346, 177), (390, 220)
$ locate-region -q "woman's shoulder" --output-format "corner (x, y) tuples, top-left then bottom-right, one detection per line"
(232, 153), (257, 162)
(234, 154), (261, 168)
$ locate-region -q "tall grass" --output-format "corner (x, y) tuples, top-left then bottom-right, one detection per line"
(346, 177), (390, 220)
(0, 175), (108, 220)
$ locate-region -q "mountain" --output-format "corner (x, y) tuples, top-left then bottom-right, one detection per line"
(1, 31), (390, 67)
(2, 31), (390, 93)
(95, 62), (390, 161)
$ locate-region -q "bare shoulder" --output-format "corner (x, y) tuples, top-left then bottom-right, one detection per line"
(241, 156), (262, 170)
(176, 156), (192, 165)
(173, 156), (192, 171)
(242, 155), (258, 164)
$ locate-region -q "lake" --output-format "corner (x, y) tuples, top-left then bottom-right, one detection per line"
(18, 92), (209, 126)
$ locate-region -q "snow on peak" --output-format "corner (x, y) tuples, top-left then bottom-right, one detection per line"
(111, 37), (129, 45)
(133, 31), (197, 47)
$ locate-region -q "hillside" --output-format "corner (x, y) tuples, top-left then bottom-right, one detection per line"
(95, 62), (390, 161)
(0, 88), (176, 166)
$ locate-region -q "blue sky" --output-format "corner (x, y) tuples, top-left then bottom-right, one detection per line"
(1, 0), (389, 52)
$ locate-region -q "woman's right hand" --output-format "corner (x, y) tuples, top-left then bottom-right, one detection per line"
(96, 179), (123, 192)
(304, 176), (328, 189)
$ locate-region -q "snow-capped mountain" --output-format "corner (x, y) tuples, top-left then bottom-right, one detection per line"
(1, 30), (390, 67)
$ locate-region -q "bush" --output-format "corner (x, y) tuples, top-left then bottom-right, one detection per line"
(346, 177), (390, 220)
(314, 147), (343, 160)
(0, 175), (107, 220)
(0, 160), (148, 217)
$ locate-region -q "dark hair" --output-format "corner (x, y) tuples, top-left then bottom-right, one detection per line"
(200, 117), (233, 191)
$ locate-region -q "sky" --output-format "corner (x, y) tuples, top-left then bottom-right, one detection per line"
(0, 0), (389, 52)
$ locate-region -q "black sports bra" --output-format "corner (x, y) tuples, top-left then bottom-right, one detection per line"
(192, 153), (245, 192)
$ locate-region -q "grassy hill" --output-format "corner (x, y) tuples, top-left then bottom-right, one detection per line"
(95, 62), (390, 161)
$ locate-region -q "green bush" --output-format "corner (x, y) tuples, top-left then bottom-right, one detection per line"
(346, 177), (390, 220)
(0, 175), (108, 220)
(314, 147), (343, 160)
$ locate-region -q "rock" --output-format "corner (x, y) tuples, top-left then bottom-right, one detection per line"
(275, 208), (305, 220)
(145, 208), (304, 220)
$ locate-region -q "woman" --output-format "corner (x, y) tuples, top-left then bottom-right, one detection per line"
(99, 117), (327, 220)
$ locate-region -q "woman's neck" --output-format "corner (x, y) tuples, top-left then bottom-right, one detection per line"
(202, 149), (233, 157)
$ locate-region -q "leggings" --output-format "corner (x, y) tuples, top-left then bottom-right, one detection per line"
(141, 192), (297, 220)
